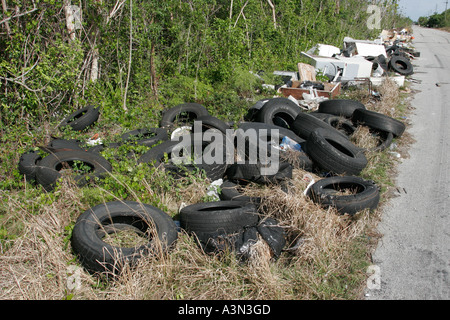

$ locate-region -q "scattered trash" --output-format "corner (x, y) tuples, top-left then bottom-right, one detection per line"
(86, 133), (102, 146)
(17, 22), (416, 277)
(279, 136), (302, 152)
(388, 151), (401, 158)
(302, 173), (315, 196)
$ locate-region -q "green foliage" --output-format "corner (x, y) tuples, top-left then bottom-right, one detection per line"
(418, 10), (450, 28)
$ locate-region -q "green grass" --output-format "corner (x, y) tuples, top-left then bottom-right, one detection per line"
(0, 80), (412, 300)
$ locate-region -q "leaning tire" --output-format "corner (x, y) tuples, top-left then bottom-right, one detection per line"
(352, 109), (406, 138)
(195, 115), (231, 134)
(318, 99), (366, 118)
(46, 139), (85, 152)
(225, 161), (293, 185)
(256, 98), (302, 130)
(59, 105), (100, 132)
(18, 151), (42, 182)
(138, 134), (230, 181)
(237, 122), (305, 145)
(36, 150), (112, 191)
(388, 55), (414, 76)
(291, 112), (348, 141)
(159, 103), (209, 128)
(180, 201), (259, 239)
(120, 128), (169, 147)
(71, 201), (178, 274)
(309, 176), (380, 215)
(219, 180), (261, 204)
(306, 128), (368, 176)
(322, 115), (357, 137)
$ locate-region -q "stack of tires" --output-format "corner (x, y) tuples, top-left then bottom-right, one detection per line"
(242, 97), (406, 217)
(17, 97), (406, 275)
(385, 42), (415, 76)
(19, 106), (115, 192)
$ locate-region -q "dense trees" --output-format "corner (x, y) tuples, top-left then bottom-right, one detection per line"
(418, 9), (450, 28)
(1, 0), (404, 130)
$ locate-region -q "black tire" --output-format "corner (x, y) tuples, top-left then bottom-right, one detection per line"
(219, 180), (261, 204)
(237, 122), (305, 145)
(47, 139), (85, 152)
(291, 112), (348, 141)
(309, 176), (380, 215)
(306, 128), (368, 176)
(36, 150), (112, 192)
(308, 112), (334, 121)
(388, 55), (414, 76)
(322, 115), (357, 137)
(159, 103), (209, 128)
(352, 109), (406, 138)
(86, 144), (106, 154)
(280, 150), (313, 172)
(18, 151), (42, 182)
(195, 115), (231, 134)
(375, 54), (388, 71)
(120, 128), (169, 147)
(138, 134), (230, 181)
(180, 201), (259, 239)
(244, 99), (270, 121)
(372, 131), (394, 152)
(71, 201), (178, 274)
(225, 161), (292, 185)
(318, 99), (366, 118)
(59, 105), (100, 132)
(256, 98), (302, 130)
(367, 55), (388, 71)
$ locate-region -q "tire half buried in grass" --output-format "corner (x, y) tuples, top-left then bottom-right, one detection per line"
(305, 128), (368, 176)
(36, 150), (112, 191)
(58, 105), (100, 132)
(180, 201), (259, 241)
(71, 201), (178, 274)
(352, 108), (406, 138)
(308, 176), (380, 215)
(18, 150), (42, 182)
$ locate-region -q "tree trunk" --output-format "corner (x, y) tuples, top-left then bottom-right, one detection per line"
(150, 42), (158, 98)
(1, 0), (11, 36)
(64, 1), (76, 41)
(90, 49), (99, 82)
(267, 0), (277, 29)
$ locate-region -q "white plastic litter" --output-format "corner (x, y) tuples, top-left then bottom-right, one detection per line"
(279, 136), (302, 152)
(302, 173), (315, 196)
(287, 95), (300, 107)
(171, 126), (192, 140)
(206, 179), (223, 201)
(86, 136), (102, 146)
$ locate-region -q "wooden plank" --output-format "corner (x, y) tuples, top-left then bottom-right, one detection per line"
(298, 63), (316, 82)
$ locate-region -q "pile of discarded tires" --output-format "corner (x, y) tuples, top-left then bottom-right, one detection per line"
(385, 41), (417, 76)
(17, 97), (406, 275)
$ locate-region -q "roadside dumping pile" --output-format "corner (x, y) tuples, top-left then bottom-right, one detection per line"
(18, 89), (407, 275)
(273, 29), (419, 110)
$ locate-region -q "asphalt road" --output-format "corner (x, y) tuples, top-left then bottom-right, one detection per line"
(365, 26), (450, 300)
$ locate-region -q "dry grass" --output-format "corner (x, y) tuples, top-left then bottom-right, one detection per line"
(0, 168), (376, 300)
(0, 77), (411, 300)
